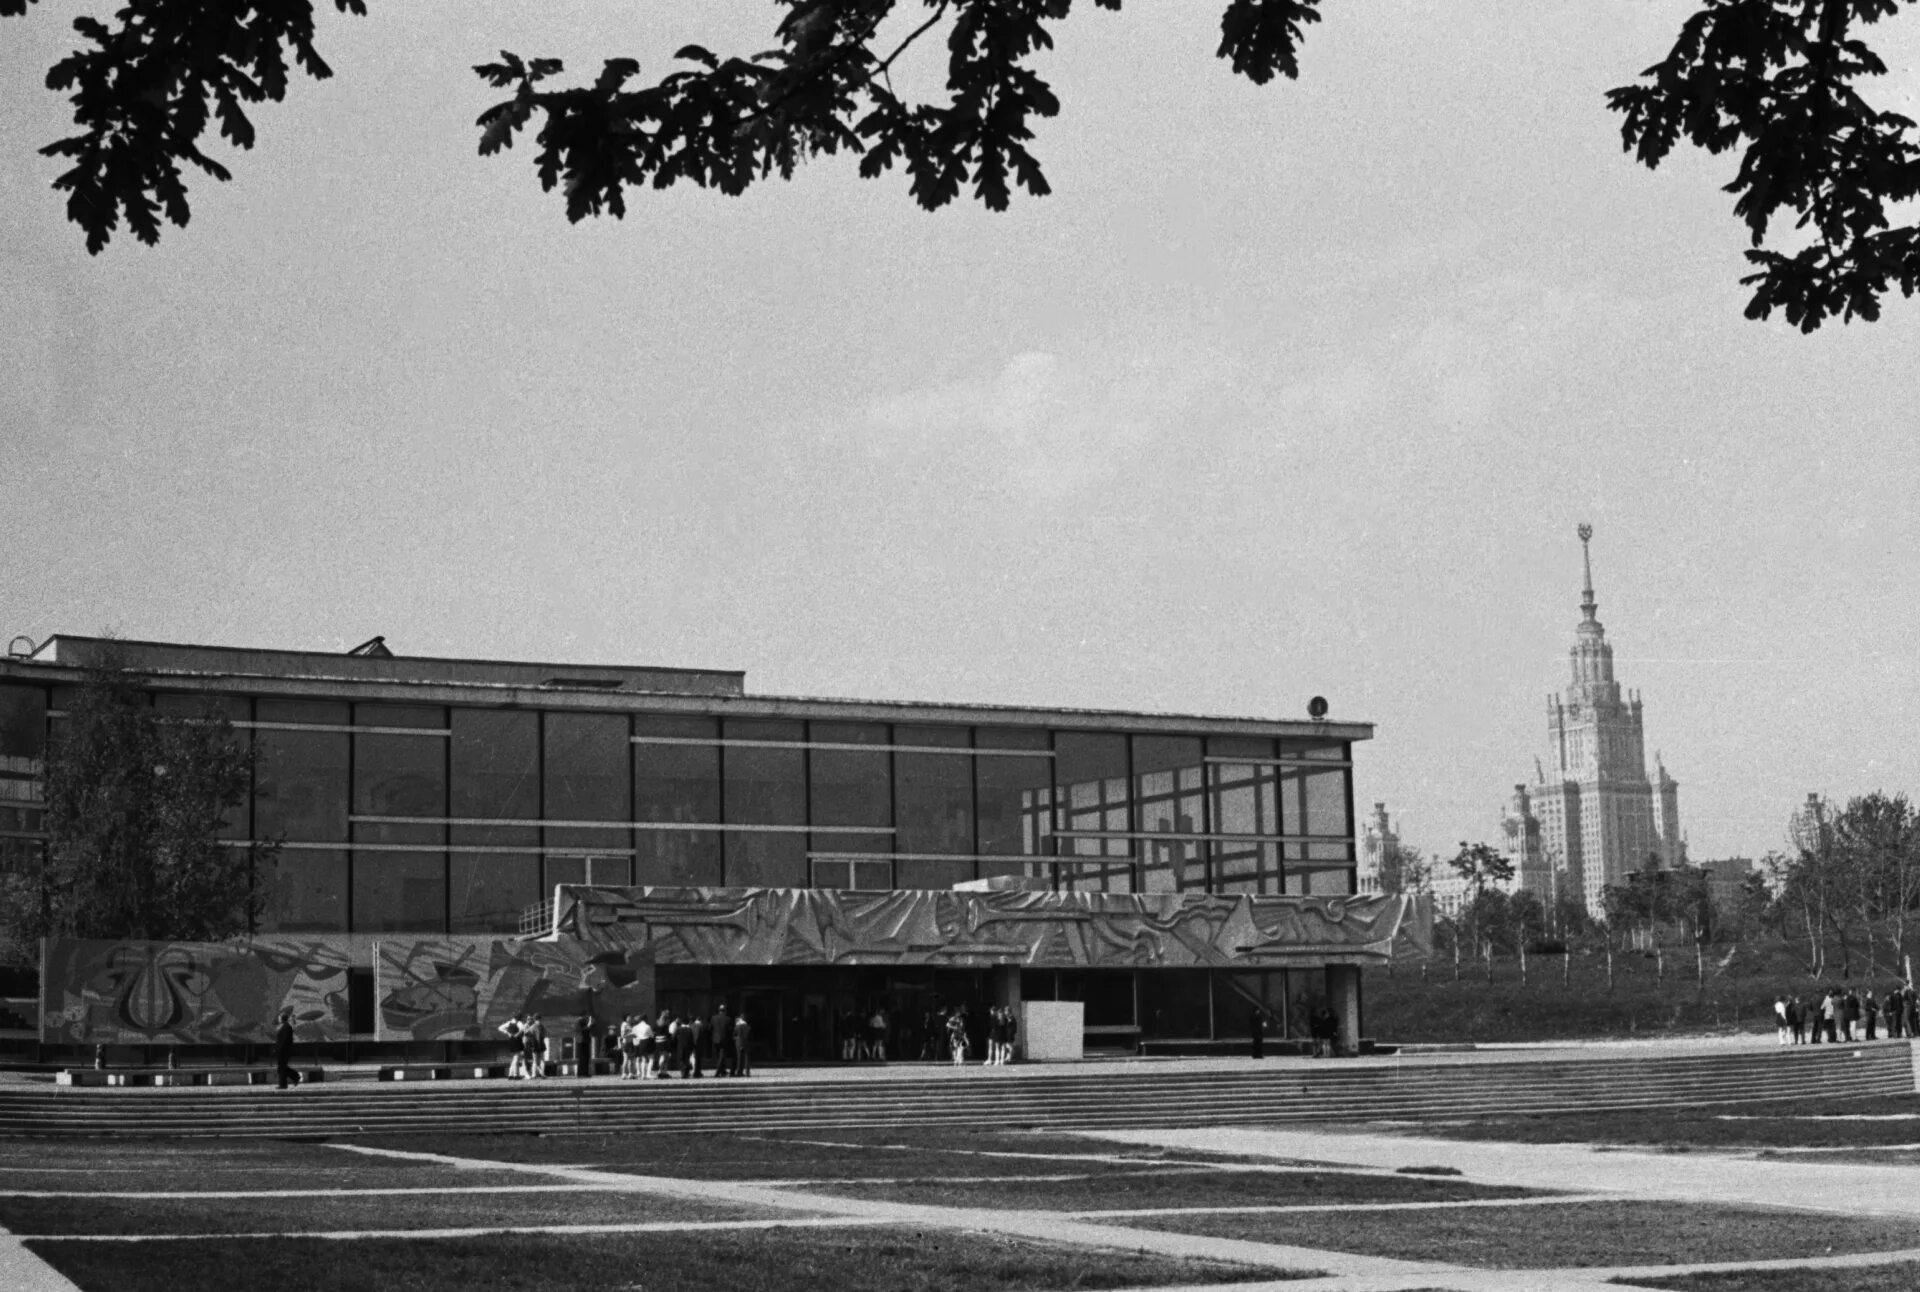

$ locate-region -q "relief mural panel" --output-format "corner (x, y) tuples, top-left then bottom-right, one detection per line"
(40, 938), (352, 1044)
(374, 939), (653, 1042)
(555, 886), (1427, 968)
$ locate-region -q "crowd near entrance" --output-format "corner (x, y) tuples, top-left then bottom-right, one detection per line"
(654, 965), (1343, 1062)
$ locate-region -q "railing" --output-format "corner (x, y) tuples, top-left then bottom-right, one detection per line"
(519, 900), (553, 937)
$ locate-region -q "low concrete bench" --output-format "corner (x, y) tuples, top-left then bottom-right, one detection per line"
(379, 1064), (510, 1081)
(57, 1067), (326, 1087)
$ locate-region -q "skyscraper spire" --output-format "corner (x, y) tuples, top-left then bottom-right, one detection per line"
(1577, 522), (1598, 624)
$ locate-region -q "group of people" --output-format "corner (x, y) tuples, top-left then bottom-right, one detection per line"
(838, 1007), (891, 1061)
(940, 1004), (1019, 1065)
(498, 1013), (549, 1079)
(610, 1006), (752, 1079)
(1774, 985), (1918, 1044)
(496, 1006), (752, 1079)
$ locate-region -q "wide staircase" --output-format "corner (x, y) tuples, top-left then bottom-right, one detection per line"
(0, 1044), (1908, 1139)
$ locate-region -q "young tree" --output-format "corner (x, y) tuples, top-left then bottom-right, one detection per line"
(1, 656), (271, 946)
(1377, 840), (1432, 896)
(1828, 791), (1920, 980)
(1446, 841), (1514, 964)
(6, 0), (1920, 328)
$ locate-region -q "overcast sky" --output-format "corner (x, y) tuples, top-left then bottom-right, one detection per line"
(4, 1), (1917, 862)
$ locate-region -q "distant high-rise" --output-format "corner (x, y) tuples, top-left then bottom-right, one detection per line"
(1506, 526), (1685, 911)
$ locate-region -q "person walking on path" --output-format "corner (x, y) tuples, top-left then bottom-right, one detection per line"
(1250, 1007), (1266, 1060)
(274, 1007), (299, 1090)
(710, 1005), (734, 1079)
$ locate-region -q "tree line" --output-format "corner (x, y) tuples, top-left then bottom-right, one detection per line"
(1379, 791), (1920, 985)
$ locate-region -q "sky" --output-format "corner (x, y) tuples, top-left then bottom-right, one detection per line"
(3, 1), (1918, 862)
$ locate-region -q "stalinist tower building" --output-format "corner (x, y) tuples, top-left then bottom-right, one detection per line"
(1505, 526), (1684, 912)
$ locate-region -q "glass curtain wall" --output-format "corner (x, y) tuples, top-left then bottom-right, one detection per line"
(807, 722), (891, 889)
(722, 718), (806, 888)
(352, 704), (448, 933)
(0, 685), (47, 879)
(1054, 733), (1131, 893)
(633, 715), (722, 887)
(892, 725), (972, 890)
(544, 713), (632, 891)
(253, 700), (349, 932)
(224, 693), (1352, 930)
(1134, 736), (1206, 893)
(450, 709), (540, 933)
(974, 728), (1052, 882)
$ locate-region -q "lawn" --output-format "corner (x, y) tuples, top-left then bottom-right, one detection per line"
(343, 1128), (1236, 1180)
(27, 1226), (1304, 1292)
(1102, 1201), (1920, 1269)
(0, 1187), (775, 1236)
(800, 1166), (1538, 1210)
(1405, 1094), (1920, 1151)
(1620, 1262), (1920, 1291)
(0, 1137), (540, 1193)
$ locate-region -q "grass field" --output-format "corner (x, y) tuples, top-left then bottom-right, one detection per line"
(1399, 1093), (1920, 1150)
(26, 1228), (1297, 1292)
(1625, 1264), (1920, 1291)
(1104, 1201), (1920, 1269)
(7, 1096), (1920, 1291)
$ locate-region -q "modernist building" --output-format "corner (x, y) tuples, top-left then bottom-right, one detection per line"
(1503, 527), (1684, 912)
(3, 635), (1415, 1059)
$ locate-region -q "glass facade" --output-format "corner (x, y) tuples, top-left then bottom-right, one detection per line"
(0, 675), (1357, 932)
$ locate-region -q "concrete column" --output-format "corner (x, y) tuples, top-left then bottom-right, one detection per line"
(991, 964), (1022, 1010)
(1326, 964), (1362, 1057)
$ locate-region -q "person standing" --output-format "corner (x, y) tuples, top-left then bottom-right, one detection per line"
(501, 1014), (527, 1078)
(1864, 991), (1880, 1041)
(1843, 989), (1861, 1041)
(710, 1005), (734, 1079)
(1773, 997), (1789, 1046)
(947, 1007), (968, 1066)
(575, 1011), (595, 1077)
(1250, 1007), (1266, 1060)
(732, 1013), (752, 1077)
(1786, 996), (1806, 1045)
(524, 1014), (547, 1079)
(274, 1008), (299, 1090)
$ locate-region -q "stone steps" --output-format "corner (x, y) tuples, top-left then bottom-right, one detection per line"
(0, 1045), (1906, 1138)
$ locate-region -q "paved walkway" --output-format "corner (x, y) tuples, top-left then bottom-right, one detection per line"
(1088, 1124), (1920, 1218)
(334, 1143), (1457, 1281)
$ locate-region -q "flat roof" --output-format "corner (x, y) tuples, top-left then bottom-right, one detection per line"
(0, 634), (1372, 742)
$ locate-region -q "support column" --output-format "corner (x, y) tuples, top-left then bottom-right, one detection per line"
(1326, 964), (1362, 1058)
(991, 964), (1021, 1010)
(992, 965), (1022, 1059)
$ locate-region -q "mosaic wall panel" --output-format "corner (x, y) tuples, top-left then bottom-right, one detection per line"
(554, 885), (1427, 969)
(374, 939), (653, 1042)
(40, 938), (352, 1044)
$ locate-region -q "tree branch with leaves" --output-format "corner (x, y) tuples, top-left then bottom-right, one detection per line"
(13, 0), (1920, 329)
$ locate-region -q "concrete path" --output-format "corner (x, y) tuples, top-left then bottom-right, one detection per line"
(1084, 1124), (1920, 1218)
(0, 1228), (83, 1292)
(334, 1143), (1459, 1282)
